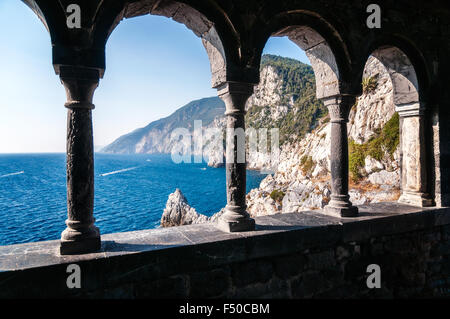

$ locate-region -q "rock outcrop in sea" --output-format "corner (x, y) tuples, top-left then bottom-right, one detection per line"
(161, 189), (223, 227)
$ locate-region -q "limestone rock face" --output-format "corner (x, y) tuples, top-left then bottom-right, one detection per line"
(246, 55), (401, 218)
(161, 189), (208, 227)
(365, 156), (384, 174)
(207, 154), (225, 168)
(161, 189), (223, 227)
(244, 64), (297, 171)
(247, 66), (284, 109)
(348, 56), (396, 144)
(368, 170), (400, 186)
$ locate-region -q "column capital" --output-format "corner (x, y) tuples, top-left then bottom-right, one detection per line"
(59, 66), (100, 110)
(216, 81), (254, 97)
(395, 102), (425, 117)
(321, 94), (356, 123)
(217, 81), (254, 115)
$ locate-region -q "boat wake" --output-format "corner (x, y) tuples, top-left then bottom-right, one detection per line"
(100, 166), (141, 177)
(0, 171), (24, 178)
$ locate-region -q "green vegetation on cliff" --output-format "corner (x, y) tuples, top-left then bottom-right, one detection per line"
(349, 112), (400, 181)
(362, 75), (379, 94)
(246, 54), (327, 145)
(270, 189), (285, 203)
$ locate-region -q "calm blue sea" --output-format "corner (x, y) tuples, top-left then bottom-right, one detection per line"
(0, 153), (267, 246)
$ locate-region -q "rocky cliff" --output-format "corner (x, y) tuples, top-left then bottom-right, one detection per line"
(100, 96), (225, 156)
(246, 56), (400, 217)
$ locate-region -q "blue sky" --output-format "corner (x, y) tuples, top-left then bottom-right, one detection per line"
(0, 0), (310, 153)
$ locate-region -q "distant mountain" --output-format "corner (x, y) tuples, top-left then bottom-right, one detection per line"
(100, 97), (225, 154)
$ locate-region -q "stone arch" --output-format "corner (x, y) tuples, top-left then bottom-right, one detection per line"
(255, 11), (353, 99)
(371, 46), (420, 109)
(21, 0), (49, 32)
(99, 0), (229, 88)
(363, 45), (433, 207)
(272, 26), (340, 99)
(255, 14), (361, 217)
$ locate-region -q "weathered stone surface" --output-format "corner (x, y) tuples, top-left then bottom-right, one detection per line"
(322, 95), (358, 217)
(273, 254), (307, 279)
(231, 260), (273, 287)
(217, 82), (256, 232)
(135, 275), (188, 298)
(307, 249), (336, 270)
(59, 66), (101, 255)
(1, 204), (450, 298)
(189, 268), (230, 298)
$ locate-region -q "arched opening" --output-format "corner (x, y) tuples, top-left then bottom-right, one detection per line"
(347, 54), (401, 204)
(107, 0), (228, 88)
(246, 25), (345, 216)
(92, 7), (266, 233)
(272, 26), (340, 99)
(361, 46), (433, 207)
(0, 1), (67, 245)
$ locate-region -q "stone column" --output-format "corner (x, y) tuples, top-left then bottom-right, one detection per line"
(59, 66), (101, 255)
(397, 103), (433, 206)
(216, 82), (255, 232)
(323, 95), (358, 217)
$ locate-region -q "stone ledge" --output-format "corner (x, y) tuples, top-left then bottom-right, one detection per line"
(0, 202), (449, 298)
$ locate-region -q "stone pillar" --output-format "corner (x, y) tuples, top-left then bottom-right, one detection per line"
(59, 66), (101, 255)
(323, 95), (358, 217)
(397, 103), (433, 207)
(216, 82), (255, 232)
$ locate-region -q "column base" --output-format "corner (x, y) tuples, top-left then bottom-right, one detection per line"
(216, 206), (255, 232)
(217, 217), (255, 232)
(323, 196), (358, 217)
(324, 205), (358, 217)
(398, 191), (434, 207)
(59, 225), (101, 255)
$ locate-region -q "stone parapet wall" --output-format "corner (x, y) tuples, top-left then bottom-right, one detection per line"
(0, 203), (449, 298)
